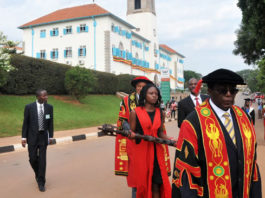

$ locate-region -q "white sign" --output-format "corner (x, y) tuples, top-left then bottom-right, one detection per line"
(161, 69), (170, 79)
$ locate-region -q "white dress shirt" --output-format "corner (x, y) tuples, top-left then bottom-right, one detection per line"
(36, 100), (44, 117)
(209, 99), (234, 128)
(22, 101), (48, 141)
(190, 94), (202, 106)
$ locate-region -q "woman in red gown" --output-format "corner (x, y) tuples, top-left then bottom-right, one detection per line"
(129, 84), (173, 198)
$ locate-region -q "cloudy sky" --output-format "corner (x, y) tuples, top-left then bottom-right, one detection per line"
(0, 0), (254, 75)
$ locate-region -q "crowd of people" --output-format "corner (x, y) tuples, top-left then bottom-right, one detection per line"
(21, 68), (262, 197)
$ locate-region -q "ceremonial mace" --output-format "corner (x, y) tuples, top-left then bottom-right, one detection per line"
(98, 122), (176, 147)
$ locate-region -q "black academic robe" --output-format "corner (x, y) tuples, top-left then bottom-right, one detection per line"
(172, 103), (261, 198)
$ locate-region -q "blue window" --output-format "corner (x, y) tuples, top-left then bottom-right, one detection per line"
(122, 30), (126, 36)
(78, 46), (86, 57)
(50, 49), (58, 59)
(77, 24), (88, 33)
(64, 47), (72, 58)
(40, 30), (46, 38)
(114, 26), (119, 33)
(179, 59), (184, 64)
(50, 28), (59, 36)
(126, 32), (132, 39)
(112, 48), (115, 56)
(64, 26), (72, 35)
(122, 51), (126, 59)
(36, 52), (40, 58)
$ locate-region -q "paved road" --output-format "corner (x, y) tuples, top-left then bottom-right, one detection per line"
(0, 94), (264, 197)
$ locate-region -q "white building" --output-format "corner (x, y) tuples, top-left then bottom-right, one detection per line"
(19, 0), (185, 90)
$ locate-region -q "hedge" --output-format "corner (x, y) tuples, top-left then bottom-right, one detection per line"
(1, 55), (137, 95)
(1, 54), (71, 94)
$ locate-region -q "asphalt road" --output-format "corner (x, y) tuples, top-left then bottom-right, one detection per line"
(0, 93), (264, 197)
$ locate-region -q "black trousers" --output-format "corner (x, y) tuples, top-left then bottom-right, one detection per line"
(28, 132), (47, 185)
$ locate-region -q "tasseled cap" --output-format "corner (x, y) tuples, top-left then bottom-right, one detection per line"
(202, 68), (245, 85)
(131, 76), (153, 88)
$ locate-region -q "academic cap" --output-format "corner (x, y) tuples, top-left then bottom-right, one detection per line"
(244, 98), (251, 101)
(202, 69), (245, 85)
(131, 76), (153, 88)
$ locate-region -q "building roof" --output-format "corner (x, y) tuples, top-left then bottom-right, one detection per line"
(3, 46), (23, 51)
(132, 31), (150, 43)
(19, 4), (135, 29)
(159, 44), (185, 58)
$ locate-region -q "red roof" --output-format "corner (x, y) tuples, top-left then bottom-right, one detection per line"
(159, 44), (185, 58)
(19, 4), (110, 28)
(159, 44), (178, 54)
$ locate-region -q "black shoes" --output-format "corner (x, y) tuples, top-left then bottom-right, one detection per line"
(38, 184), (45, 192)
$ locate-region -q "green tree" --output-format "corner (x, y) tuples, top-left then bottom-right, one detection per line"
(237, 69), (259, 92)
(184, 70), (202, 89)
(257, 59), (265, 93)
(0, 31), (12, 87)
(233, 0), (265, 65)
(65, 66), (95, 100)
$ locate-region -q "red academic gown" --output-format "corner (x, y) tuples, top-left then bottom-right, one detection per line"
(130, 107), (171, 198)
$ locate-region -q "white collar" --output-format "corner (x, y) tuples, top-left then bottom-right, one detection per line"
(209, 98), (231, 118)
(36, 100), (44, 106)
(190, 93), (201, 100)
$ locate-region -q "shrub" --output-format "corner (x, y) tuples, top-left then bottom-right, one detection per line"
(116, 74), (136, 93)
(1, 54), (71, 94)
(90, 70), (118, 94)
(65, 66), (95, 100)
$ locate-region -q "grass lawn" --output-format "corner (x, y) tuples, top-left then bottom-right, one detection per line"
(0, 95), (121, 137)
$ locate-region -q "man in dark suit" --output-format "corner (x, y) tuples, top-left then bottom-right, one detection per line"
(172, 78), (208, 195)
(177, 78), (208, 128)
(22, 89), (53, 192)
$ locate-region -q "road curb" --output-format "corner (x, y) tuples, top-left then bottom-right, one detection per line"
(0, 132), (100, 155)
(0, 119), (175, 155)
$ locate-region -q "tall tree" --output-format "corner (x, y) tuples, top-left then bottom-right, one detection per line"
(233, 0), (265, 65)
(237, 69), (259, 92)
(0, 32), (10, 87)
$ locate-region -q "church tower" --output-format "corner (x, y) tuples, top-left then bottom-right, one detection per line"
(127, 0), (157, 41)
(127, 0), (159, 71)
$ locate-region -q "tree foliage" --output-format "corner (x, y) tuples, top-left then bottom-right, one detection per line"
(65, 66), (95, 100)
(233, 0), (265, 65)
(257, 59), (265, 93)
(237, 69), (259, 92)
(0, 31), (11, 87)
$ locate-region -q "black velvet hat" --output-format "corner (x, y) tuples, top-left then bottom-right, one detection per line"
(131, 76), (153, 88)
(202, 68), (245, 85)
(244, 98), (251, 101)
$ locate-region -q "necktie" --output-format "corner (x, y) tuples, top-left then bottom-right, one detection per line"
(223, 112), (236, 145)
(195, 97), (200, 106)
(38, 105), (44, 131)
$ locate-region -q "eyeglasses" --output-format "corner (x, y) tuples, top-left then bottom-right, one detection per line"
(215, 87), (239, 95)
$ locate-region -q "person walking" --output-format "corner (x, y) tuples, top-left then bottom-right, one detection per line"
(170, 100), (177, 120)
(177, 78), (208, 128)
(129, 84), (172, 198)
(114, 76), (154, 197)
(22, 89), (53, 192)
(242, 98), (255, 125)
(258, 100), (262, 119)
(172, 69), (261, 197)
